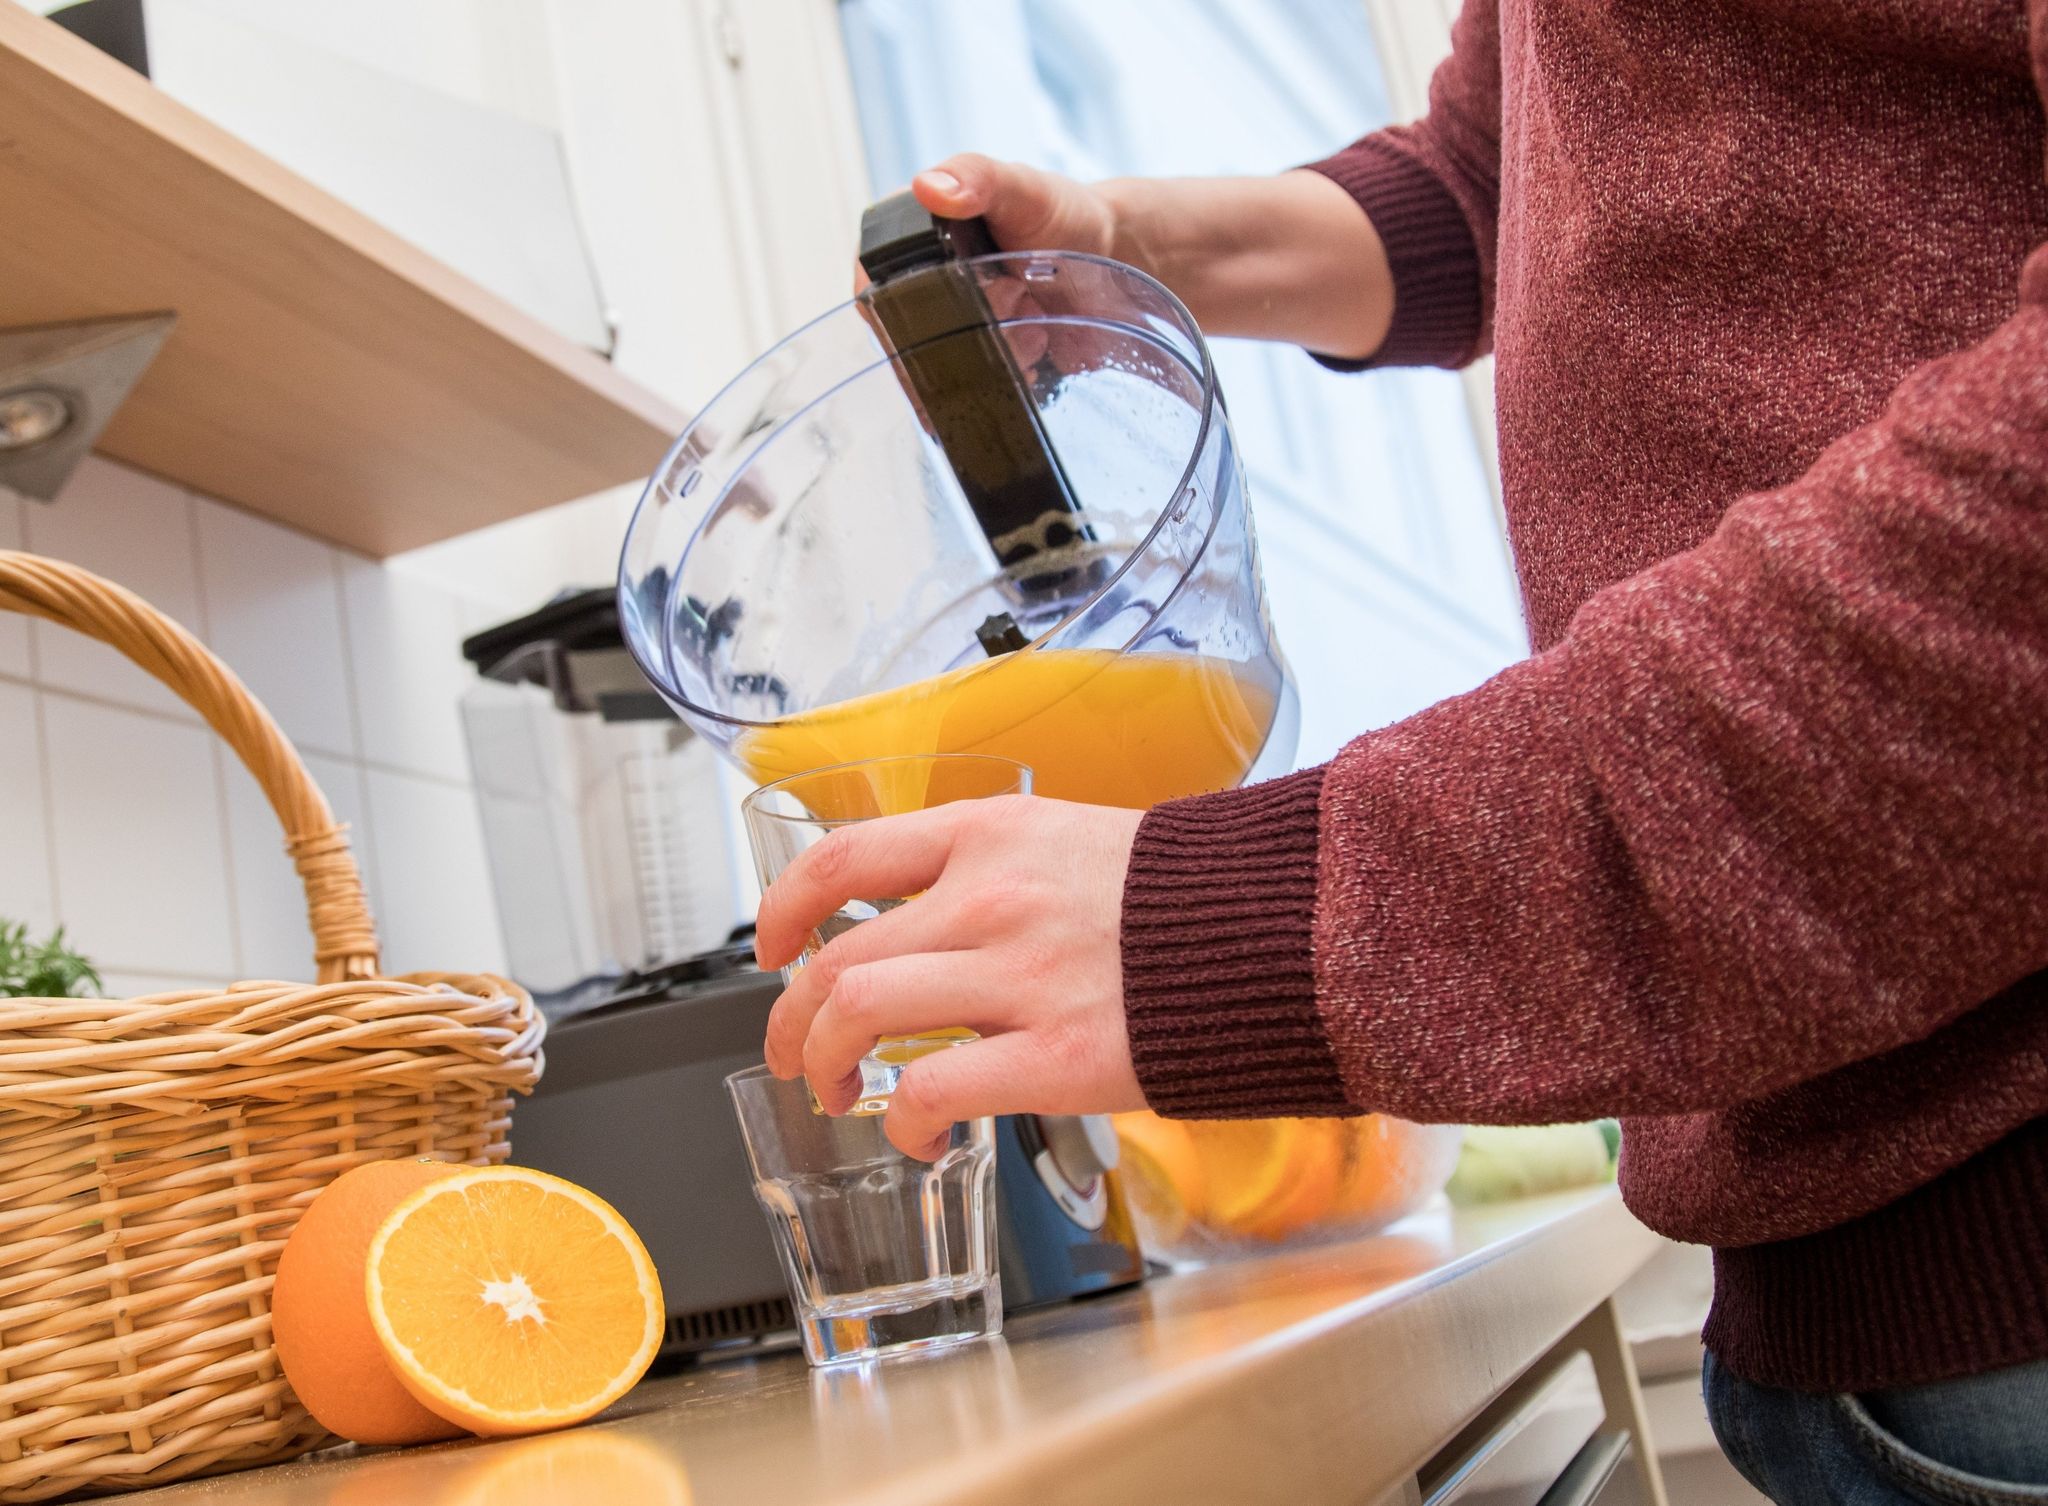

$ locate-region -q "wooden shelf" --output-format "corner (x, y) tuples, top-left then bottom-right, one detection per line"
(0, 6), (689, 557)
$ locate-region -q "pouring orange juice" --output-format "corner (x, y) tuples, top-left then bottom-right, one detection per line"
(739, 647), (1280, 1113)
(620, 226), (1298, 1128)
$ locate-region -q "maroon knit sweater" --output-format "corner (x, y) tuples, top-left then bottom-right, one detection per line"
(1121, 0), (2048, 1393)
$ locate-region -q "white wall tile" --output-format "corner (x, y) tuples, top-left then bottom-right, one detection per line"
(22, 458), (204, 720)
(455, 589), (516, 639)
(363, 767), (505, 977)
(41, 693), (237, 978)
(222, 747), (376, 982)
(195, 499), (358, 759)
(0, 492), (30, 681)
(338, 556), (475, 783)
(394, 485), (635, 625)
(0, 683), (54, 935)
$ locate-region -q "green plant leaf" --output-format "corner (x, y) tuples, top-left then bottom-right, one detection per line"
(0, 918), (102, 999)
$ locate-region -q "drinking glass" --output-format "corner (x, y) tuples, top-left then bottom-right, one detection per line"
(741, 753), (1031, 1113)
(726, 1061), (1000, 1365)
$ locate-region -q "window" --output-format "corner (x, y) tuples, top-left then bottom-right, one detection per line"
(839, 0), (1527, 768)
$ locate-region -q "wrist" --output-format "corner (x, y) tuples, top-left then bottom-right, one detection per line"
(1097, 177), (1167, 282)
(1122, 766), (1353, 1118)
(1299, 142), (1480, 368)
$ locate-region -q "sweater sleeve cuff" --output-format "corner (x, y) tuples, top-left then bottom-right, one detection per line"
(1301, 135), (1484, 371)
(1120, 766), (1355, 1119)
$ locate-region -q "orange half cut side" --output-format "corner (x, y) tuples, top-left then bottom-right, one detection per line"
(364, 1166), (664, 1437)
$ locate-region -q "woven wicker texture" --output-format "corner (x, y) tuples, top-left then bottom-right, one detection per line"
(0, 551), (543, 1500)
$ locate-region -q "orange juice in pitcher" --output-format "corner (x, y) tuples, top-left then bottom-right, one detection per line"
(739, 647), (1280, 810)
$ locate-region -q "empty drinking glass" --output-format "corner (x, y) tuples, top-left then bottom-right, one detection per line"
(726, 1059), (1000, 1365)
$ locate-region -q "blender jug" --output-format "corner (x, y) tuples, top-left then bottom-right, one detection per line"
(461, 589), (741, 1001)
(618, 203), (1297, 809)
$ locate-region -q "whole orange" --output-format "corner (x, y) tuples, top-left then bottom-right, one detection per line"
(271, 1158), (469, 1445)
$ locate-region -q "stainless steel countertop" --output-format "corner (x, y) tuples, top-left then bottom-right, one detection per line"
(129, 1187), (1659, 1506)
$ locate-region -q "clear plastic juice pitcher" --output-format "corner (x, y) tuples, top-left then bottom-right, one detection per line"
(617, 228), (1297, 812)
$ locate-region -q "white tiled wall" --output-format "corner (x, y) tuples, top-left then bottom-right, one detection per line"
(40, 692), (238, 979)
(0, 681), (52, 936)
(0, 459), (526, 989)
(337, 557), (478, 786)
(23, 459), (209, 721)
(0, 503), (28, 681)
(194, 499), (359, 760)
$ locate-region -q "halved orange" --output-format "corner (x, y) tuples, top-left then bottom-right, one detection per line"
(364, 1166), (664, 1437)
(1112, 1111), (1209, 1241)
(1180, 1119), (1301, 1233)
(1235, 1119), (1345, 1242)
(1333, 1115), (1400, 1221)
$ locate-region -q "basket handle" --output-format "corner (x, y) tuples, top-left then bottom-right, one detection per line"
(0, 550), (380, 982)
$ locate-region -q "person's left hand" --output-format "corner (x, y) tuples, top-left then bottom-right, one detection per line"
(756, 795), (1149, 1160)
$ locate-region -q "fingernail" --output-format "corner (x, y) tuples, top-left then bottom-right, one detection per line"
(916, 169), (961, 196)
(820, 1072), (860, 1115)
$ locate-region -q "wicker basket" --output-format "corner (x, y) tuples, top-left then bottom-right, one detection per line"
(0, 551), (544, 1501)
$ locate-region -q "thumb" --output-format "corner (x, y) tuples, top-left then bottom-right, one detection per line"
(910, 153), (1110, 256)
(911, 153), (1001, 220)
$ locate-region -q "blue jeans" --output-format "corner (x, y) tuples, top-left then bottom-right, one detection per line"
(1704, 1351), (2048, 1504)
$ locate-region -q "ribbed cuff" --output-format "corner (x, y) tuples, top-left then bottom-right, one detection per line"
(1705, 1117), (2048, 1391)
(1302, 136), (1483, 370)
(1120, 766), (1353, 1119)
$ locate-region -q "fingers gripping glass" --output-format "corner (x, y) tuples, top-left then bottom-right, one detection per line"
(741, 753), (1032, 1114)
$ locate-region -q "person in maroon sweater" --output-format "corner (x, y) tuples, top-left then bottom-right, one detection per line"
(757, 2), (2048, 1497)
